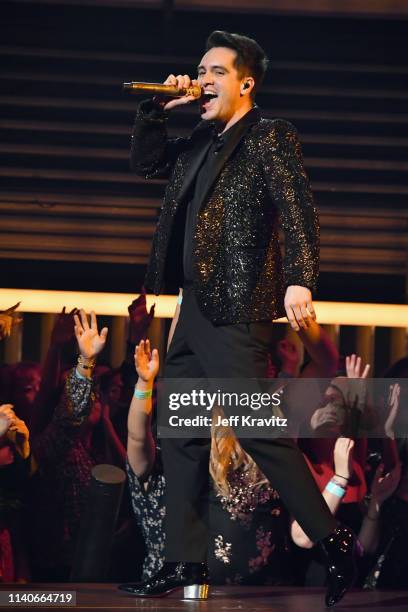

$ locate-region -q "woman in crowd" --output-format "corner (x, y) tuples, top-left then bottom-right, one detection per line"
(28, 310), (113, 580)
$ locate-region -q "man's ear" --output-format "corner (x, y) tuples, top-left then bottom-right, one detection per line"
(240, 77), (255, 96)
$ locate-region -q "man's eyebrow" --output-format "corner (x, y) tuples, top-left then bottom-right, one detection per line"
(197, 64), (230, 72)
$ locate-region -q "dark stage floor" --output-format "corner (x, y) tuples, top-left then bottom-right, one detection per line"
(1, 585), (407, 611)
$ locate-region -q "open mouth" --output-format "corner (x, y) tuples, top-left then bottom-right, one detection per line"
(201, 91), (218, 108)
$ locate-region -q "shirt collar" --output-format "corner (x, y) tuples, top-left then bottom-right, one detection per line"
(211, 105), (261, 151)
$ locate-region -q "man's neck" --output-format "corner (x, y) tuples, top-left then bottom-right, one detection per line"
(217, 104), (254, 134)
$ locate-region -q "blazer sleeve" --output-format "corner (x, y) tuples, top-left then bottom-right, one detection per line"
(130, 99), (188, 179)
(262, 120), (320, 291)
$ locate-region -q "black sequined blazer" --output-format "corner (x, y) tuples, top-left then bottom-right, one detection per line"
(131, 101), (319, 325)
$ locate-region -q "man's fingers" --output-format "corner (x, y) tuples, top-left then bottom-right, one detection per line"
(100, 327), (108, 343)
(306, 301), (316, 320)
(176, 74), (187, 90)
(285, 306), (299, 331)
(300, 303), (310, 326)
(164, 74), (177, 86)
(292, 305), (306, 329)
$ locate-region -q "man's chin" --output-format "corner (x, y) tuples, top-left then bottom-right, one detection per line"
(200, 106), (218, 121)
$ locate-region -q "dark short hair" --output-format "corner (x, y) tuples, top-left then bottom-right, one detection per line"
(205, 30), (269, 97)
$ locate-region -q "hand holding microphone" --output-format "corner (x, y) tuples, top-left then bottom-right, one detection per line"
(161, 74), (200, 110)
(123, 74), (200, 111)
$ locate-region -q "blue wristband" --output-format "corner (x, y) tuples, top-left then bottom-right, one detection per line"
(134, 388), (153, 400)
(75, 367), (88, 381)
(325, 480), (346, 498)
(177, 294), (183, 305)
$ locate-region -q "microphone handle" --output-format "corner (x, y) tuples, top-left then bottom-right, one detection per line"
(123, 82), (202, 99)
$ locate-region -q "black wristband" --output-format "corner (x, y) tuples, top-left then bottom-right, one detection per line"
(335, 472), (349, 481)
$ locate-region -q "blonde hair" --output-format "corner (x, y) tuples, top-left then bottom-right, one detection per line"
(209, 405), (268, 497)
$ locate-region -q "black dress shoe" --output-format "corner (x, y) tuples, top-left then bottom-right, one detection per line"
(320, 524), (358, 607)
(118, 561), (209, 599)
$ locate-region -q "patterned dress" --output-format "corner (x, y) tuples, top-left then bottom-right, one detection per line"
(127, 449), (293, 584)
(29, 369), (100, 571)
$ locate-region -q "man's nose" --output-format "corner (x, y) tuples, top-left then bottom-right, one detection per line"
(199, 73), (214, 86)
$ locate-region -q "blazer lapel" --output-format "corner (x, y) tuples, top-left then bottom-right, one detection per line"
(176, 132), (212, 205)
(176, 107), (261, 209)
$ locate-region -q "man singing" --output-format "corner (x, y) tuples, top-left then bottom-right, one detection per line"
(123, 31), (358, 607)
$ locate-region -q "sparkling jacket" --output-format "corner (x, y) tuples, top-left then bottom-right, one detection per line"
(131, 101), (319, 324)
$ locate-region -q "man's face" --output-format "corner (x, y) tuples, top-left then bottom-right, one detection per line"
(197, 47), (248, 123)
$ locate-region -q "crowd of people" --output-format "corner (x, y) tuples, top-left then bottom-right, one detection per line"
(0, 294), (407, 589)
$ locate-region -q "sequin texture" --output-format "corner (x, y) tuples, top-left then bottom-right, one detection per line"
(215, 463), (279, 527)
(131, 101), (319, 324)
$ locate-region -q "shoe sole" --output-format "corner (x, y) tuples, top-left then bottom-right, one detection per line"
(120, 584), (209, 600)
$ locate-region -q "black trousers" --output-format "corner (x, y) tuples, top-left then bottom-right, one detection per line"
(162, 285), (336, 562)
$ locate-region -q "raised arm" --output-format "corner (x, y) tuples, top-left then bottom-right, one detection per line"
(32, 310), (108, 465)
(127, 339), (159, 480)
(291, 438), (354, 548)
(358, 460), (401, 554)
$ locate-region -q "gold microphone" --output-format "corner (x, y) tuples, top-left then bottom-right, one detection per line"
(122, 81), (202, 98)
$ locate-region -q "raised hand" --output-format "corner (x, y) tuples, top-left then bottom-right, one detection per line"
(346, 354), (370, 379)
(334, 437), (354, 481)
(128, 289), (155, 345)
(73, 309), (108, 360)
(284, 285), (316, 331)
(134, 339), (159, 383)
(371, 461), (401, 506)
(51, 306), (78, 346)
